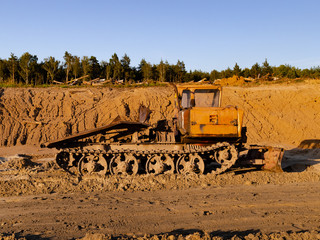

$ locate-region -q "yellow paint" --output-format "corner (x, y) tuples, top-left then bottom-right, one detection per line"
(188, 107), (241, 137)
(175, 84), (244, 139)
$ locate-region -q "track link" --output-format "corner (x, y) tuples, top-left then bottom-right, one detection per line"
(56, 142), (238, 176)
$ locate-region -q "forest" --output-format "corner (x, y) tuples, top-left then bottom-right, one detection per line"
(1, 51), (320, 85)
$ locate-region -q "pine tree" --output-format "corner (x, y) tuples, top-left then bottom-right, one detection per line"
(233, 63), (241, 76)
(43, 57), (59, 83)
(139, 59), (152, 81)
(121, 54), (131, 82)
(0, 59), (7, 82)
(175, 60), (186, 82)
(72, 56), (81, 79)
(89, 56), (101, 79)
(261, 59), (273, 76)
(64, 51), (73, 82)
(19, 52), (37, 84)
(8, 53), (18, 83)
(251, 63), (261, 78)
(81, 56), (90, 80)
(157, 60), (168, 82)
(110, 53), (121, 80)
(210, 70), (220, 81)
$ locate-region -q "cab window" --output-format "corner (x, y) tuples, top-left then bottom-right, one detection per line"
(181, 90), (191, 108)
(194, 89), (220, 107)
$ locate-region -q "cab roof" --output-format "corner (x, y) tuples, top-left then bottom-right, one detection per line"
(175, 84), (221, 96)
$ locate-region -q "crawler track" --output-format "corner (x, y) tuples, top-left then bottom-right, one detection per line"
(56, 142), (238, 176)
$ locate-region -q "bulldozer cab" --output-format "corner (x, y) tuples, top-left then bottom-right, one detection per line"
(175, 84), (243, 143)
(180, 85), (221, 109)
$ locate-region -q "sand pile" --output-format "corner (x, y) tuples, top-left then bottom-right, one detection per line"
(214, 76), (246, 86)
(79, 230), (320, 240)
(0, 87), (175, 146)
(0, 83), (320, 148)
(3, 155), (36, 170)
(222, 84), (320, 147)
(1, 168), (320, 197)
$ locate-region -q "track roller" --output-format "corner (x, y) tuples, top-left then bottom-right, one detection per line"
(78, 154), (108, 176)
(146, 154), (175, 174)
(176, 153), (205, 174)
(109, 154), (139, 175)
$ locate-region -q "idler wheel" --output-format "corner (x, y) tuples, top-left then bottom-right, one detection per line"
(146, 154), (175, 175)
(176, 154), (205, 174)
(214, 145), (237, 165)
(109, 154), (139, 175)
(78, 154), (108, 176)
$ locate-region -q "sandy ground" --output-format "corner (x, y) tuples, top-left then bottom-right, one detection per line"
(1, 83), (320, 239)
(1, 181), (320, 239)
(1, 160), (320, 240)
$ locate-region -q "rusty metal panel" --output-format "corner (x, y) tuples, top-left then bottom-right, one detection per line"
(43, 120), (149, 148)
(239, 147), (284, 172)
(262, 147), (284, 172)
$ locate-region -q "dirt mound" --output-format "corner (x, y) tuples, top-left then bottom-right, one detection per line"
(0, 87), (175, 146)
(1, 166), (320, 197)
(0, 234), (26, 240)
(0, 155), (37, 170)
(2, 230), (320, 240)
(215, 76), (246, 86)
(79, 230), (320, 240)
(222, 84), (320, 148)
(0, 83), (320, 148)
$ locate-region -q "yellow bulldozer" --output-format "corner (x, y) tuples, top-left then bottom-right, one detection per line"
(42, 84), (283, 176)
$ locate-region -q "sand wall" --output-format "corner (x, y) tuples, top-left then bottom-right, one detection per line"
(0, 84), (319, 148)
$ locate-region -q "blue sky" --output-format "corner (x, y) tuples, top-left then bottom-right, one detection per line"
(1, 0), (320, 72)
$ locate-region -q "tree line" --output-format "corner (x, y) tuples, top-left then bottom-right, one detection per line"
(0, 52), (320, 85)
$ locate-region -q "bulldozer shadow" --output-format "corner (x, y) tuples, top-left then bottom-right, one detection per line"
(282, 139), (320, 172)
(156, 228), (261, 239)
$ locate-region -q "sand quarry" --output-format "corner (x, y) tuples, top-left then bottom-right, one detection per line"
(0, 83), (320, 240)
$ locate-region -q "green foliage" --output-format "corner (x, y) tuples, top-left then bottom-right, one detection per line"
(261, 58), (273, 76)
(0, 52), (320, 86)
(242, 68), (251, 78)
(63, 51), (73, 83)
(89, 56), (101, 79)
(0, 59), (9, 82)
(251, 63), (261, 78)
(210, 70), (220, 81)
(110, 53), (121, 80)
(72, 56), (81, 79)
(43, 56), (60, 83)
(175, 60), (186, 82)
(233, 63), (241, 76)
(187, 70), (210, 82)
(121, 54), (131, 82)
(8, 53), (18, 83)
(157, 60), (168, 82)
(139, 59), (152, 81)
(19, 52), (38, 85)
(220, 67), (233, 78)
(81, 56), (90, 80)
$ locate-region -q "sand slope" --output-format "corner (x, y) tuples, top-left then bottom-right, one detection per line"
(0, 84), (320, 148)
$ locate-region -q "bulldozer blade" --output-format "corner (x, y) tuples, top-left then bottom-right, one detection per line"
(239, 146), (284, 172)
(262, 147), (284, 172)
